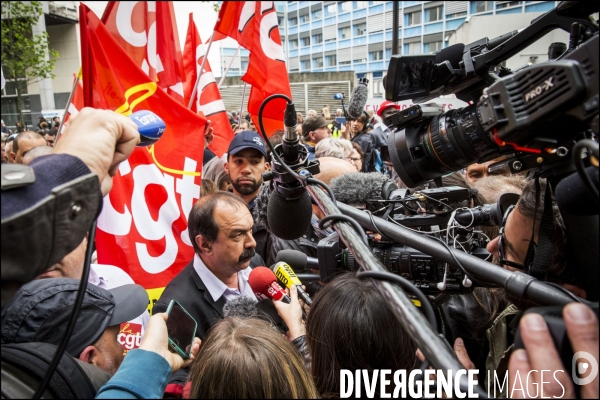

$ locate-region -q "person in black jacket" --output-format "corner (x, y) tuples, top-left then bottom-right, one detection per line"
(349, 111), (377, 173)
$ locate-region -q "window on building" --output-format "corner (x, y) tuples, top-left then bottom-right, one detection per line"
(339, 26), (351, 39)
(301, 60), (311, 69)
(404, 42), (421, 54)
(241, 61), (249, 71)
(474, 1), (494, 13)
(313, 57), (324, 68)
(373, 79), (383, 96)
(405, 11), (421, 26)
(300, 14), (310, 23)
(312, 33), (323, 44)
(325, 4), (336, 17)
(278, 16), (285, 27)
(425, 6), (443, 22)
(424, 41), (442, 53)
(289, 39), (298, 49)
(385, 48), (391, 58)
(339, 60), (352, 65)
(369, 50), (384, 61)
(312, 9), (322, 20)
(289, 16), (298, 26)
(339, 2), (352, 13)
(446, 11), (467, 18)
(353, 56), (367, 64)
(354, 1), (367, 9)
(301, 36), (311, 46)
(354, 22), (367, 36)
(326, 54), (337, 66)
(496, 1), (522, 9)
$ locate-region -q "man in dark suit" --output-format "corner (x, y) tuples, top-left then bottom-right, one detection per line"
(153, 191), (264, 340)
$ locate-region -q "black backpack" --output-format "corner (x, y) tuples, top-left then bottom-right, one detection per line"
(1, 342), (108, 399)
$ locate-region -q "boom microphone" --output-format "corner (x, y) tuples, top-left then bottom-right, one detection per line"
(272, 262), (312, 306)
(267, 190), (313, 240)
(330, 172), (396, 206)
(347, 77), (369, 119)
(129, 110), (166, 146)
(248, 267), (291, 303)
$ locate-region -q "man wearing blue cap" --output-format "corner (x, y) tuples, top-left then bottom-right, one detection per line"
(223, 130), (273, 263)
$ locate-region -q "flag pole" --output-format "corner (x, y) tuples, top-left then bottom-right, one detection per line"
(218, 45), (240, 89)
(239, 82), (247, 126)
(56, 70), (80, 142)
(187, 31), (215, 109)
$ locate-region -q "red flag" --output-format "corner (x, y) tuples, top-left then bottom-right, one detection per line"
(79, 4), (205, 294)
(101, 1), (186, 103)
(183, 13), (234, 157)
(62, 73), (84, 130)
(214, 1), (290, 137)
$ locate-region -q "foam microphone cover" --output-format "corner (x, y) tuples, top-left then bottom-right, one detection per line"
(347, 79), (370, 119)
(267, 190), (313, 240)
(434, 43), (465, 69)
(555, 166), (600, 216)
(275, 249), (308, 271)
(223, 296), (262, 319)
(330, 172), (395, 206)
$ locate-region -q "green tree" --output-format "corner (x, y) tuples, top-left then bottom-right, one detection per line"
(1, 1), (58, 127)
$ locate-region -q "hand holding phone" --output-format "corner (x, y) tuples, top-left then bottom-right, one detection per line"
(166, 300), (198, 359)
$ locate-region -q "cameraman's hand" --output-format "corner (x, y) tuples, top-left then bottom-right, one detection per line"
(139, 313), (201, 373)
(273, 285), (306, 341)
(53, 108), (140, 195)
(508, 303), (598, 399)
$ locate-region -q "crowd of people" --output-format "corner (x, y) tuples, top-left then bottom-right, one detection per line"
(1, 104), (598, 399)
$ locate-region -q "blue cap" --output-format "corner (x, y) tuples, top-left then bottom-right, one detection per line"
(227, 130), (267, 157)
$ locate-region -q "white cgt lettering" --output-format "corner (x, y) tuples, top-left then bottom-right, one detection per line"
(132, 164), (180, 274)
(176, 157), (200, 246)
(237, 1), (284, 62)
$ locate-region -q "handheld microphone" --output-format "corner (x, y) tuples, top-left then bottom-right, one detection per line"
(272, 262), (312, 306)
(129, 110), (166, 146)
(275, 249), (319, 270)
(333, 93), (344, 100)
(347, 77), (369, 119)
(248, 267), (291, 303)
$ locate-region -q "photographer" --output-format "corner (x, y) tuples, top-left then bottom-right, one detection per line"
(349, 111), (377, 173)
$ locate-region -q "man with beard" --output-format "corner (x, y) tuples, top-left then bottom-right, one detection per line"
(153, 191), (264, 339)
(223, 130), (274, 263)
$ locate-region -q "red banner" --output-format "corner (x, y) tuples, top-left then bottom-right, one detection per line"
(183, 13), (233, 157)
(80, 4), (205, 290)
(101, 1), (186, 103)
(214, 1), (291, 137)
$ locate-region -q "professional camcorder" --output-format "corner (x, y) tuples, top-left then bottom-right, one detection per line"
(384, 1), (599, 188)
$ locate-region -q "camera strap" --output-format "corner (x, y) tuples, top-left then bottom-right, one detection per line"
(526, 178), (554, 281)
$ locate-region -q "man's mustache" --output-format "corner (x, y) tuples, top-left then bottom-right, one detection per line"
(238, 247), (256, 262)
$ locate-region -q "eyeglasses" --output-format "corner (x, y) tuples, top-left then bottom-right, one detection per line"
(497, 204), (536, 271)
(344, 156), (361, 163)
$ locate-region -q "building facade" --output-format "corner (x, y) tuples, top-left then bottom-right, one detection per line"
(220, 1), (558, 100)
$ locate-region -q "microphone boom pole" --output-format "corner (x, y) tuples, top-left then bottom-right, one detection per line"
(306, 183), (471, 388)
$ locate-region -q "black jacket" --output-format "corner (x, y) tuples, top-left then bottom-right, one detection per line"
(351, 131), (377, 172)
(152, 254), (264, 340)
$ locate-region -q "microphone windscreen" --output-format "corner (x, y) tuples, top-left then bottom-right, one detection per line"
(223, 296), (261, 319)
(275, 249), (308, 271)
(248, 266), (277, 297)
(347, 83), (370, 119)
(267, 190), (313, 240)
(434, 43), (465, 69)
(555, 166), (600, 216)
(254, 183), (271, 231)
(330, 172), (395, 206)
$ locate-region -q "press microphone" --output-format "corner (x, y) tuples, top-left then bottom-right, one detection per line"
(223, 296), (287, 332)
(275, 249), (319, 270)
(282, 102), (300, 163)
(248, 267), (291, 303)
(333, 93), (344, 100)
(434, 43), (464, 69)
(347, 77), (369, 119)
(329, 172), (397, 206)
(129, 110), (166, 146)
(272, 262), (312, 306)
(555, 166), (600, 215)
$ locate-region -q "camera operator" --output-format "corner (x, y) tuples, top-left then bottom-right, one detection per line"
(349, 111), (377, 173)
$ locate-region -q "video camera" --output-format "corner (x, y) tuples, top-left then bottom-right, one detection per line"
(384, 1), (599, 188)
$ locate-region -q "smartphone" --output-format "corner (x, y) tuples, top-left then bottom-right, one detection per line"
(335, 117), (346, 126)
(165, 300), (198, 359)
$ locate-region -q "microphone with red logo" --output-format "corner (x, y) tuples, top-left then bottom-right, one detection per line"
(248, 266), (291, 303)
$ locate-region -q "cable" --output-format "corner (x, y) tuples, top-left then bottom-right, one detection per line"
(365, 210), (395, 242)
(33, 221), (97, 399)
(306, 177), (336, 203)
(572, 139), (600, 206)
(356, 269), (439, 333)
(319, 214), (369, 246)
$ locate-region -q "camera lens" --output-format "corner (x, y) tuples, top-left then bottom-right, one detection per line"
(387, 104), (504, 188)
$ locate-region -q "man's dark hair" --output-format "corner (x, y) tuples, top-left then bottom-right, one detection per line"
(46, 129), (57, 137)
(13, 131), (46, 154)
(187, 191), (248, 254)
(306, 273), (418, 397)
